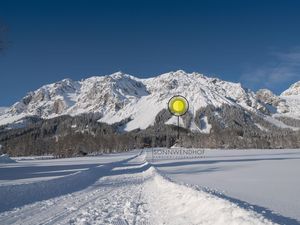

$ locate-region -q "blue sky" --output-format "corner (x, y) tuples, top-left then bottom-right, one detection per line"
(1, 0), (300, 106)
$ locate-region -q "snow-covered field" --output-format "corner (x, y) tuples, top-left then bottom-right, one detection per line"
(150, 149), (300, 225)
(0, 149), (299, 225)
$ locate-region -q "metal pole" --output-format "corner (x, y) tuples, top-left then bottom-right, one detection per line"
(177, 116), (179, 140)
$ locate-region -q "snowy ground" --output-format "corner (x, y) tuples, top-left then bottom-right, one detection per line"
(150, 149), (300, 225)
(0, 149), (299, 225)
(0, 154), (16, 164)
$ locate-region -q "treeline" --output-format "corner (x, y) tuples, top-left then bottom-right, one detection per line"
(0, 114), (179, 157)
(1, 104), (300, 157)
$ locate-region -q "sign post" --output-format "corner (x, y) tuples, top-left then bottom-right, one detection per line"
(168, 95), (189, 140)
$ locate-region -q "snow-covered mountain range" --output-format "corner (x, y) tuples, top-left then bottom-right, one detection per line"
(0, 70), (299, 132)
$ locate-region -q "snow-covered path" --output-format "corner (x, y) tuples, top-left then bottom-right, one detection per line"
(0, 150), (279, 225)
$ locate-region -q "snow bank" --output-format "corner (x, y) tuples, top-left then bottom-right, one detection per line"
(152, 148), (300, 223)
(14, 155), (54, 161)
(143, 167), (276, 225)
(0, 154), (16, 163)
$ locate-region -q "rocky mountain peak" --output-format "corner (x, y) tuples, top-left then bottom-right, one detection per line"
(281, 81), (300, 96)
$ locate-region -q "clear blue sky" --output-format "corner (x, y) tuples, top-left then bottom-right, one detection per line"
(1, 0), (300, 106)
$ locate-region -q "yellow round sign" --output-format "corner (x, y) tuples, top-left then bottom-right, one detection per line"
(168, 95), (189, 116)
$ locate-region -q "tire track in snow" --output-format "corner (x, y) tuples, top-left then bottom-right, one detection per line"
(0, 175), (116, 225)
(0, 152), (145, 225)
(40, 189), (114, 225)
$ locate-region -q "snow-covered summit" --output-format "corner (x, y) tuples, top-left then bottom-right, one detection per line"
(278, 81), (300, 119)
(281, 81), (300, 96)
(1, 72), (148, 122)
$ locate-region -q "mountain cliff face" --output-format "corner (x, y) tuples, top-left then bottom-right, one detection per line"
(278, 82), (300, 119)
(3, 70), (298, 132)
(1, 70), (300, 155)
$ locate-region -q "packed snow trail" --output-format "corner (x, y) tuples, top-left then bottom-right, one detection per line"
(0, 151), (277, 225)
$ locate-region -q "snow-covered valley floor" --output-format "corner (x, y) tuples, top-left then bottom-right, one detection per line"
(0, 149), (299, 225)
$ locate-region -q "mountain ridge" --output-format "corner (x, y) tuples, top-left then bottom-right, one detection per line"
(0, 70), (299, 133)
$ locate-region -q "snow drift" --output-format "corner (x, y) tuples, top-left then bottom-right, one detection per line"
(0, 154), (16, 163)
